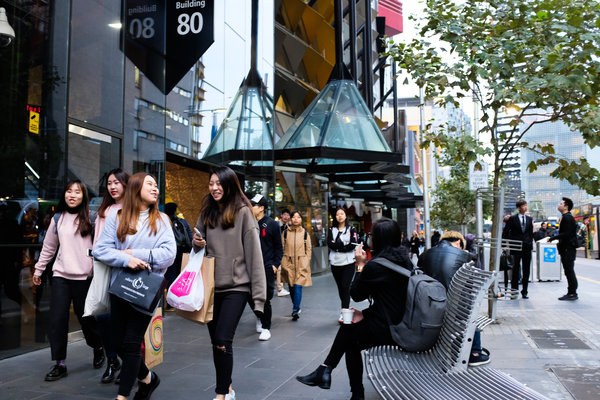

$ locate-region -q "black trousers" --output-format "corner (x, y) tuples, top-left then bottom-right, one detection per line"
(49, 277), (102, 361)
(164, 250), (184, 287)
(208, 291), (249, 395)
(511, 250), (532, 294)
(110, 295), (153, 397)
(560, 248), (578, 294)
(323, 319), (395, 395)
(331, 263), (355, 309)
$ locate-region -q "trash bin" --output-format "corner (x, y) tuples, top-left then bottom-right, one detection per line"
(537, 241), (561, 281)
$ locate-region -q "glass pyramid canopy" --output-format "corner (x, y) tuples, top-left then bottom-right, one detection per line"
(275, 79), (391, 164)
(203, 79), (276, 162)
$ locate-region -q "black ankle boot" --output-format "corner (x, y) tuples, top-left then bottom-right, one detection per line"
(93, 347), (105, 369)
(101, 356), (121, 383)
(296, 365), (332, 389)
(350, 392), (365, 400)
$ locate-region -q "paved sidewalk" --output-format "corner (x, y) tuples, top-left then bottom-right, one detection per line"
(1, 258), (600, 400)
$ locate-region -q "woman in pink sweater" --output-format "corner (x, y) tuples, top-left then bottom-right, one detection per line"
(32, 179), (103, 382)
(93, 168), (130, 384)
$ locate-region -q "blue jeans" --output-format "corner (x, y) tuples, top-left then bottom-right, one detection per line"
(471, 331), (482, 354)
(289, 284), (303, 312)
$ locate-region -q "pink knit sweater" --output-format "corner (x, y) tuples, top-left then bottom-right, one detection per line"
(34, 212), (93, 280)
(93, 203), (122, 247)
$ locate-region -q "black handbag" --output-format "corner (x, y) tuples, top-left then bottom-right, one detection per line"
(108, 251), (167, 312)
(499, 251), (513, 271)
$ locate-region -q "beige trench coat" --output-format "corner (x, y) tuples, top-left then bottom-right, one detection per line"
(281, 225), (312, 287)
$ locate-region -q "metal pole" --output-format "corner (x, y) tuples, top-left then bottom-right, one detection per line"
(474, 91), (484, 262)
(392, 62), (399, 153)
(489, 185), (505, 320)
(419, 87), (431, 250)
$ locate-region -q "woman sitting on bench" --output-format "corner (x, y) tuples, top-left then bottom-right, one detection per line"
(296, 218), (412, 400)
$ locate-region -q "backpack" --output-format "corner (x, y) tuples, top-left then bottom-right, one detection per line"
(575, 222), (587, 248)
(372, 257), (447, 353)
(172, 217), (192, 253)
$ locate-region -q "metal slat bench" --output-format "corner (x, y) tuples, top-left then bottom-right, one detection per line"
(365, 264), (548, 400)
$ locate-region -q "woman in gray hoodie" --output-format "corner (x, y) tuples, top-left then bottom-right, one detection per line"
(193, 166), (266, 400)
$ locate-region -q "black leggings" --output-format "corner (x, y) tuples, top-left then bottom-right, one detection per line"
(331, 263), (355, 309)
(110, 295), (152, 397)
(323, 319), (395, 394)
(49, 277), (101, 361)
(207, 291), (249, 395)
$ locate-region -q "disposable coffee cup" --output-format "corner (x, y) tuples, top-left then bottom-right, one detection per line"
(341, 308), (354, 324)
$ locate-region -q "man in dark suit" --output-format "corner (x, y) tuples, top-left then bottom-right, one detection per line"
(502, 200), (534, 299)
(549, 197), (578, 300)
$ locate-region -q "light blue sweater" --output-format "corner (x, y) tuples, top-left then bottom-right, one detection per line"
(93, 209), (176, 287)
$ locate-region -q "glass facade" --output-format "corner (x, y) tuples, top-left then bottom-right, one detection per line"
(0, 0), (273, 359)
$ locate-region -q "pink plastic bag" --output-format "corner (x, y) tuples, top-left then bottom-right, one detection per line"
(167, 248), (205, 311)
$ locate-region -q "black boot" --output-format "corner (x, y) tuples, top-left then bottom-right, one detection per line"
(101, 356), (121, 383)
(296, 365), (332, 389)
(350, 392), (365, 400)
(93, 347), (106, 369)
(133, 371), (160, 400)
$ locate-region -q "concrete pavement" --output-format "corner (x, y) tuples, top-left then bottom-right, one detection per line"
(1, 257), (599, 400)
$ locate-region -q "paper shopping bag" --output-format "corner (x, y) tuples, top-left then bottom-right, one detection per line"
(176, 256), (214, 324)
(143, 306), (163, 369)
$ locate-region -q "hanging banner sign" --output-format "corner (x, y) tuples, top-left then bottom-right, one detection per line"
(122, 0), (214, 94)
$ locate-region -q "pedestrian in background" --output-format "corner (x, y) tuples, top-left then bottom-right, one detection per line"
(277, 209), (291, 297)
(193, 166), (266, 400)
(281, 210), (312, 321)
(327, 207), (357, 323)
(32, 180), (103, 382)
(296, 218), (411, 400)
(163, 202), (193, 292)
(502, 200), (534, 299)
(549, 197), (579, 300)
(94, 173), (176, 400)
(534, 222), (548, 241)
(249, 194), (283, 341)
(409, 231), (420, 260)
(93, 168), (130, 383)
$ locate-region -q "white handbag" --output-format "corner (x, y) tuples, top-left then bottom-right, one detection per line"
(83, 259), (111, 317)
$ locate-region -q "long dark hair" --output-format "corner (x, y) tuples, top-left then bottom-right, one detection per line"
(370, 217), (401, 256)
(333, 207), (347, 229)
(56, 180), (93, 237)
(200, 166), (251, 229)
(116, 173), (162, 242)
(97, 168), (130, 218)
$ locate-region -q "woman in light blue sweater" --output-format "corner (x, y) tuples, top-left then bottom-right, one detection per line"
(94, 172), (176, 400)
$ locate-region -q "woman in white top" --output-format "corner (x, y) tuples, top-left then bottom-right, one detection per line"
(327, 208), (358, 323)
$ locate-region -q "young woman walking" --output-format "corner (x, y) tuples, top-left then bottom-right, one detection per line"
(192, 166), (266, 400)
(93, 168), (130, 383)
(327, 208), (357, 323)
(94, 172), (176, 400)
(32, 180), (104, 381)
(281, 210), (312, 321)
(296, 218), (412, 400)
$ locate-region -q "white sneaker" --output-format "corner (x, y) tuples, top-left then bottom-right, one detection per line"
(225, 389), (236, 400)
(255, 319), (262, 333)
(258, 329), (271, 341)
(277, 288), (290, 297)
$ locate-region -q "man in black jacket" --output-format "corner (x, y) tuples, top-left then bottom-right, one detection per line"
(502, 200), (534, 299)
(249, 194), (284, 340)
(419, 232), (489, 366)
(549, 197), (578, 300)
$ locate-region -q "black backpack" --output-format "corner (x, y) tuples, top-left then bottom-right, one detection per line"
(171, 217), (192, 253)
(372, 257), (447, 353)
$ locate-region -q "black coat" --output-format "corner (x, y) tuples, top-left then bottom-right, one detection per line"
(502, 213), (534, 253)
(351, 246), (412, 331)
(550, 212), (577, 253)
(418, 240), (472, 291)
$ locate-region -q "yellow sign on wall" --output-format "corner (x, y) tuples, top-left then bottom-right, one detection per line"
(29, 111), (39, 134)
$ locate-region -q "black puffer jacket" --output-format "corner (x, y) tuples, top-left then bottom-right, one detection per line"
(351, 246), (413, 331)
(418, 240), (471, 290)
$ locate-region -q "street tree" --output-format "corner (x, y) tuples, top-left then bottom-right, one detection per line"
(388, 0), (600, 266)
